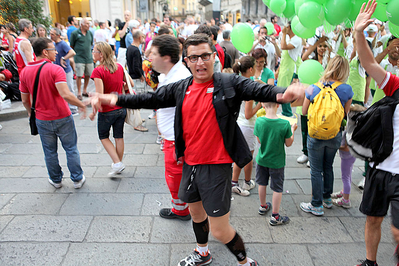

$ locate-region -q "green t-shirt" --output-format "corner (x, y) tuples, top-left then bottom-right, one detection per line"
(70, 29), (93, 64)
(254, 117), (292, 169)
(347, 57), (366, 103)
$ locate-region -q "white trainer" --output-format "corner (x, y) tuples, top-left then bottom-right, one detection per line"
(232, 185), (250, 196)
(242, 180), (256, 191)
(73, 175), (86, 189)
(108, 162), (125, 177)
(297, 154), (308, 164)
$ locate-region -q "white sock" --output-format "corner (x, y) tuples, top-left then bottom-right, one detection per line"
(239, 257), (253, 266)
(196, 245), (209, 256)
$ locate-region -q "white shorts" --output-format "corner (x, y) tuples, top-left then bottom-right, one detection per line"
(239, 124), (256, 151)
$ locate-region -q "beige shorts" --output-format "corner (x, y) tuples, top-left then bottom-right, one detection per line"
(75, 63), (94, 77)
(239, 124), (256, 151)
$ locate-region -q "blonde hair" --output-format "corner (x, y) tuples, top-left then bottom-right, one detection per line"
(95, 41), (118, 73)
(320, 55), (349, 83)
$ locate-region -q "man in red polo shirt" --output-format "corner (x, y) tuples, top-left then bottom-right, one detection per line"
(89, 34), (305, 266)
(19, 37), (86, 189)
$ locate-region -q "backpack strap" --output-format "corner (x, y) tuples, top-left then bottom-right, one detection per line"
(315, 81), (343, 90)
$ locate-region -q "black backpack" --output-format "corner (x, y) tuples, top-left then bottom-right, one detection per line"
(223, 47), (233, 69)
(346, 89), (399, 164)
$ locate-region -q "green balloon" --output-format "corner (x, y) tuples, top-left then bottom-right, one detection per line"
(348, 0), (367, 21)
(387, 0), (399, 26)
(295, 0), (307, 15)
(265, 22), (275, 35)
(344, 19), (353, 29)
(323, 20), (334, 34)
(298, 59), (324, 85)
(372, 3), (388, 22)
(298, 1), (324, 28)
(291, 16), (317, 39)
(283, 0), (296, 19)
(377, 0), (390, 3)
(262, 0), (271, 6)
(270, 0), (287, 15)
(231, 23), (255, 53)
(389, 22), (399, 38)
(314, 0), (327, 3)
(324, 0), (352, 25)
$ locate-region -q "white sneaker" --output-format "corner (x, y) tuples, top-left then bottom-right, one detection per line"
(358, 177), (365, 190)
(232, 185), (250, 196)
(307, 161), (310, 168)
(48, 178), (62, 189)
(108, 162), (125, 177)
(148, 111), (156, 119)
(297, 154), (308, 164)
(242, 180), (256, 191)
(73, 175), (86, 189)
(156, 135), (163, 144)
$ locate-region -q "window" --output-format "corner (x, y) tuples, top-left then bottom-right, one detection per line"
(182, 0), (184, 4)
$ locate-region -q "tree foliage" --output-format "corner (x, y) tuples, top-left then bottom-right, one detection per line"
(0, 0), (52, 32)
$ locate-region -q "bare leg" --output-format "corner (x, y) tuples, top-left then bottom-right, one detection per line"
(76, 77), (82, 96)
(258, 185), (267, 206)
(101, 138), (121, 164)
(364, 216), (384, 261)
(83, 76), (90, 94)
(232, 163), (242, 183)
(272, 192), (282, 214)
(115, 138), (124, 162)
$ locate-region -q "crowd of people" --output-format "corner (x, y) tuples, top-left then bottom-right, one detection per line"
(1, 0), (399, 265)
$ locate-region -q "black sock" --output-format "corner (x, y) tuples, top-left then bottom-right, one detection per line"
(365, 259), (376, 266)
(192, 218), (209, 244)
(225, 232), (246, 262)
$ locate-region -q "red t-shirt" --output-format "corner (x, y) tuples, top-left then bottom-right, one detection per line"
(182, 79), (233, 165)
(274, 24), (281, 37)
(91, 64), (124, 113)
(19, 59), (70, 120)
(215, 44), (225, 70)
(380, 72), (399, 96)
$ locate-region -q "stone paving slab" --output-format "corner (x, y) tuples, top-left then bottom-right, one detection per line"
(0, 194), (69, 215)
(59, 193), (144, 216)
(85, 216), (152, 243)
(230, 216), (273, 243)
(134, 166), (165, 178)
(150, 217), (195, 243)
(117, 178), (169, 193)
(63, 243), (170, 266)
(123, 154), (159, 166)
(0, 215), (13, 233)
(0, 178), (57, 193)
(269, 216), (354, 244)
(291, 194), (353, 217)
(0, 242), (69, 266)
(0, 215), (92, 242)
(93, 166), (135, 178)
(308, 242), (396, 266)
(0, 166), (30, 177)
(0, 194), (14, 209)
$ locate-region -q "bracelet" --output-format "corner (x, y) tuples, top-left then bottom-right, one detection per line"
(61, 57), (65, 60)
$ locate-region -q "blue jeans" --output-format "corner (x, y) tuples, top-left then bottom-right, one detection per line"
(307, 132), (342, 207)
(36, 115), (83, 183)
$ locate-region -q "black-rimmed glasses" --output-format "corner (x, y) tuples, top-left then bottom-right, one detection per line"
(186, 52), (212, 63)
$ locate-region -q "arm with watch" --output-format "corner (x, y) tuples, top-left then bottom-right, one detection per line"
(60, 48), (76, 68)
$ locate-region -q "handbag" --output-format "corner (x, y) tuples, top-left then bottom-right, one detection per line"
(30, 62), (48, 135)
(122, 67), (143, 127)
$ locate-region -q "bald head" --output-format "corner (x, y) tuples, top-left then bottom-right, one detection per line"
(124, 10), (131, 22)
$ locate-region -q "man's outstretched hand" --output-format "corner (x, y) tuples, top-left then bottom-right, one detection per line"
(276, 83), (306, 107)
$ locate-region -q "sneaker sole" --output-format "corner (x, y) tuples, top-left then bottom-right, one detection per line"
(178, 257), (212, 266)
(269, 220), (290, 226)
(333, 203), (351, 209)
(159, 213), (191, 221)
(300, 206), (324, 216)
(323, 202), (333, 209)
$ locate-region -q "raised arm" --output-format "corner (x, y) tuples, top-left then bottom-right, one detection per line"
(354, 0), (386, 85)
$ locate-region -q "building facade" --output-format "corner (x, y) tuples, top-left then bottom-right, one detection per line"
(43, 0), (166, 26)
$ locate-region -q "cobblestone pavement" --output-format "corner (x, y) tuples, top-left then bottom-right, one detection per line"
(0, 81), (396, 265)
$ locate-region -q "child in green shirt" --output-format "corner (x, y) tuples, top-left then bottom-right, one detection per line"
(254, 102), (297, 226)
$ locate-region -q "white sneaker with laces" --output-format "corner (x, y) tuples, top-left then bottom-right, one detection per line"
(297, 154), (308, 164)
(108, 162), (125, 177)
(232, 185), (250, 196)
(148, 111), (156, 119)
(242, 180), (256, 191)
(73, 175), (86, 189)
(307, 161), (310, 168)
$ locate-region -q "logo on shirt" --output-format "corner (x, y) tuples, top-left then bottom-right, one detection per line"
(207, 87), (214, 93)
(186, 91), (191, 95)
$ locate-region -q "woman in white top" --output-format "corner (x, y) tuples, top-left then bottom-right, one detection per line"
(231, 56), (262, 196)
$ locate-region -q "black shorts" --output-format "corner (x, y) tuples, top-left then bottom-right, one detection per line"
(359, 167), (399, 229)
(255, 164), (285, 193)
(97, 108), (126, 140)
(178, 163), (232, 217)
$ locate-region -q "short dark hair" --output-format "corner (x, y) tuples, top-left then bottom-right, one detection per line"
(387, 35), (398, 47)
(152, 35), (180, 65)
(164, 15), (172, 21)
(237, 18), (241, 22)
(271, 15), (277, 21)
(184, 33), (212, 52)
(222, 30), (230, 40)
(259, 26), (267, 34)
(99, 22), (105, 27)
(32, 37), (52, 56)
(194, 25), (212, 37)
(158, 25), (172, 35)
(246, 19), (251, 23)
(210, 26), (219, 41)
(68, 16), (75, 24)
